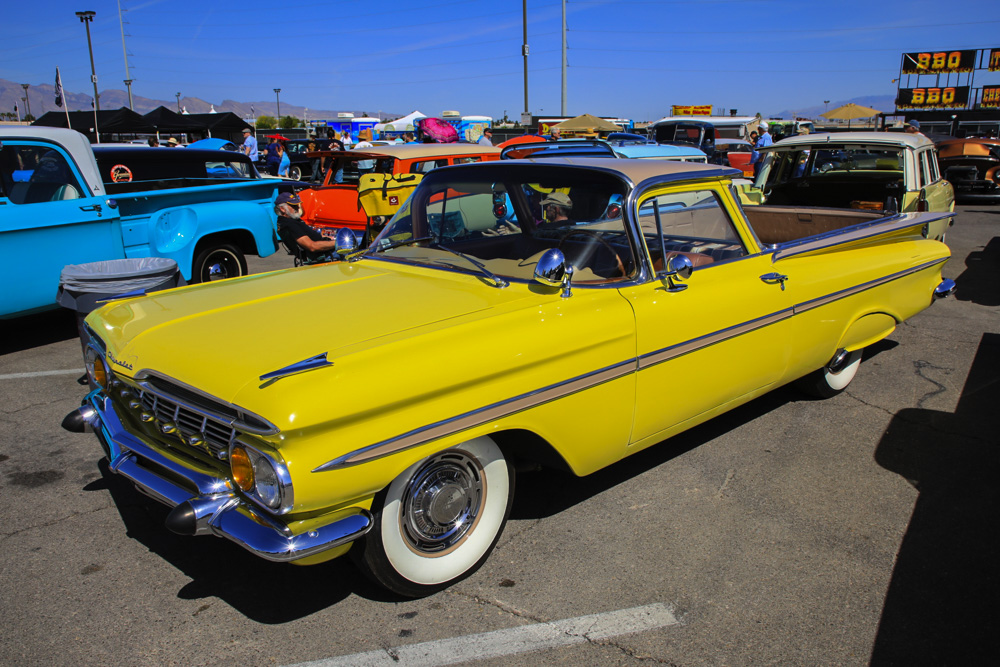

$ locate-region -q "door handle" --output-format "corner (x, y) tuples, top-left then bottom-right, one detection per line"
(79, 204), (103, 216)
(760, 272), (789, 290)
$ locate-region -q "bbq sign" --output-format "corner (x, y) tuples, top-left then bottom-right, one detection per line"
(982, 86), (1000, 108)
(902, 50), (977, 74)
(896, 86), (970, 109)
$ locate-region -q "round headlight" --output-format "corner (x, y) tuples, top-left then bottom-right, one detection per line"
(84, 347), (110, 390)
(251, 453), (281, 508)
(230, 446), (254, 492)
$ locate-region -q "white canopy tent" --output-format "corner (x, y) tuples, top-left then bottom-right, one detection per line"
(375, 110), (427, 134)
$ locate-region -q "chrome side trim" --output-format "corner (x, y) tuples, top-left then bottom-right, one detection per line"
(771, 212), (952, 262)
(312, 359), (636, 471)
(317, 256), (948, 473)
(637, 308), (794, 371)
(793, 258), (948, 314)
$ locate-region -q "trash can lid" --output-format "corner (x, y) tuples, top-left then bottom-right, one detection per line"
(59, 258), (179, 291)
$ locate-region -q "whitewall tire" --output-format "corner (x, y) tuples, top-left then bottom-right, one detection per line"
(354, 436), (514, 597)
(796, 348), (863, 398)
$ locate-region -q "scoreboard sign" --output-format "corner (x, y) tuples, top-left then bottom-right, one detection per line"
(902, 50), (977, 74)
(982, 86), (1000, 108)
(896, 86), (970, 109)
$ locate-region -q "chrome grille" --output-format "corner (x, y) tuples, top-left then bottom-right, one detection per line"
(137, 389), (234, 459)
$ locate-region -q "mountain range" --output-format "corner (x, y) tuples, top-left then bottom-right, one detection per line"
(1, 77), (897, 123)
(0, 78), (381, 122)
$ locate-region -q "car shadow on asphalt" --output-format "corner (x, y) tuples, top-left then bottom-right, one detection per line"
(869, 332), (1000, 665)
(954, 236), (1000, 307)
(0, 308), (79, 355)
(92, 460), (401, 624)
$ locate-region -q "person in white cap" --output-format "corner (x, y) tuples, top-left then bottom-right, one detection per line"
(751, 121), (773, 177)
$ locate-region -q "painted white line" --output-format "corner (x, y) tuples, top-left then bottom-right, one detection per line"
(0, 369), (82, 381)
(283, 602), (679, 667)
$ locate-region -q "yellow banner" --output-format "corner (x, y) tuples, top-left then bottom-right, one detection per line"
(671, 105), (713, 116)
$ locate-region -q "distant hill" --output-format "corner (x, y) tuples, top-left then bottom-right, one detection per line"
(0, 78), (392, 122)
(770, 94), (897, 119)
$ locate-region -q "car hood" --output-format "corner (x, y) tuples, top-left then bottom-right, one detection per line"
(92, 259), (541, 407)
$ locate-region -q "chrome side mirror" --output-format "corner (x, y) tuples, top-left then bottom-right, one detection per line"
(533, 248), (574, 298)
(659, 253), (693, 292)
(334, 228), (359, 259)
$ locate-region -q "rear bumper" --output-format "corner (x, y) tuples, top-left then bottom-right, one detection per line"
(65, 391), (371, 562)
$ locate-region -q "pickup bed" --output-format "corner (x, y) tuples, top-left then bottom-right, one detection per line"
(0, 128), (279, 319)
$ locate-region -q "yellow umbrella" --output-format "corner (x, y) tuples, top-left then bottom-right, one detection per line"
(820, 103), (882, 129)
(553, 113), (621, 133)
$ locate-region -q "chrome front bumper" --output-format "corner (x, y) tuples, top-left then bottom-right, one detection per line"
(64, 391), (371, 562)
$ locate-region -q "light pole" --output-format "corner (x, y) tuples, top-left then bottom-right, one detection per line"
(21, 84), (31, 119)
(274, 89), (282, 125)
(824, 100), (830, 114)
(76, 11), (100, 112)
(175, 92), (181, 112)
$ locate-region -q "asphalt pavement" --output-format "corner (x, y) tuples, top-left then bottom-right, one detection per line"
(1, 206), (997, 666)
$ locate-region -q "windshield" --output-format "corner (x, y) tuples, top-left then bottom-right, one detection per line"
(760, 144), (904, 187)
(369, 164), (636, 284)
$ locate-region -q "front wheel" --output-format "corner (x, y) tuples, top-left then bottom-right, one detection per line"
(192, 243), (248, 283)
(289, 165), (303, 181)
(794, 348), (863, 398)
(354, 436), (514, 597)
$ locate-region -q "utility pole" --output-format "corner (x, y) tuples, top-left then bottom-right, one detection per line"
(117, 0), (134, 109)
(21, 84), (31, 119)
(176, 92), (181, 112)
(76, 11), (100, 112)
(522, 0), (529, 115)
(274, 88), (282, 124)
(561, 0), (566, 116)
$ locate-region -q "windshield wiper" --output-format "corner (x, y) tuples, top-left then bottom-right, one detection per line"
(373, 236), (434, 253)
(430, 243), (509, 288)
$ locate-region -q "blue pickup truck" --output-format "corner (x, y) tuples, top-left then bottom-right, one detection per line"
(0, 127), (280, 319)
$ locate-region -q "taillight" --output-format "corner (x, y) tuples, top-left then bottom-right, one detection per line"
(605, 204), (622, 219)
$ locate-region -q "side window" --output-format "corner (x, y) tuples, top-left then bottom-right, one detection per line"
(918, 152), (930, 188)
(0, 144), (83, 205)
(638, 189), (747, 269)
(927, 150), (940, 182)
(410, 159), (448, 174)
(453, 156), (483, 165)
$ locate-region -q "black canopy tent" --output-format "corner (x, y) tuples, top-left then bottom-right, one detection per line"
(183, 112), (249, 142)
(33, 108), (155, 142)
(143, 106), (205, 134)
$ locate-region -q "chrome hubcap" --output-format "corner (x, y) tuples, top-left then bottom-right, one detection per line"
(402, 451), (483, 554)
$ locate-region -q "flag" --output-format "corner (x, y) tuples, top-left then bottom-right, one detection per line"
(55, 67), (65, 108)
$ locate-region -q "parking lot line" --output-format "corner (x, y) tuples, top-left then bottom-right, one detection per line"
(0, 369), (82, 381)
(282, 602), (680, 667)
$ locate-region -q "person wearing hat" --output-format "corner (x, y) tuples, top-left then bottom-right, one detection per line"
(905, 119), (924, 136)
(165, 137), (180, 147)
(275, 191), (339, 262)
(539, 192), (573, 227)
(751, 121), (773, 178)
(478, 127), (494, 146)
(353, 129), (375, 174)
(241, 128), (258, 161)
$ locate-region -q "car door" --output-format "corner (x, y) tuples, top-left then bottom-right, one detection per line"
(0, 139), (122, 318)
(619, 184), (794, 448)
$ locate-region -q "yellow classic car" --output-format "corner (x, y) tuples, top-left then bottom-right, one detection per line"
(64, 158), (955, 597)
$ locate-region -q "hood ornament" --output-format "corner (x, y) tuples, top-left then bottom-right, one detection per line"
(260, 352), (333, 383)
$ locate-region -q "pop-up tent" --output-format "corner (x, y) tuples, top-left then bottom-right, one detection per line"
(376, 110), (427, 134)
(552, 114), (621, 134)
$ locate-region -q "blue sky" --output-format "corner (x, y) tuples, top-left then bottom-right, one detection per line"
(3, 0), (998, 121)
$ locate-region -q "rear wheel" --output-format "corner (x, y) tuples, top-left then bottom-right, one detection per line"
(289, 165), (303, 181)
(192, 243), (247, 283)
(354, 436), (514, 597)
(795, 348), (863, 398)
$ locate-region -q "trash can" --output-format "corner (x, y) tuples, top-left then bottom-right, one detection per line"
(58, 257), (186, 355)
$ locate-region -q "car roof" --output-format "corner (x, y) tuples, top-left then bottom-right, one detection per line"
(2, 126), (104, 195)
(342, 143), (500, 158)
(762, 131), (935, 151)
(492, 157), (740, 185)
(615, 144), (705, 158)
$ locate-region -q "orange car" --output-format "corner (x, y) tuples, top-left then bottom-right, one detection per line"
(300, 144), (500, 236)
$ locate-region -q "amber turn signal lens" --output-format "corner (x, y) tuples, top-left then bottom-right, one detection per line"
(230, 446), (254, 492)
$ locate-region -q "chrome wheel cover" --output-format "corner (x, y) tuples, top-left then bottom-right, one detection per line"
(400, 451), (484, 554)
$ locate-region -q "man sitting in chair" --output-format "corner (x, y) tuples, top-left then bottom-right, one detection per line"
(275, 192), (340, 264)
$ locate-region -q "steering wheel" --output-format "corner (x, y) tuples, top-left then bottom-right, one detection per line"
(557, 229), (626, 279)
